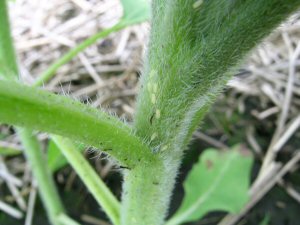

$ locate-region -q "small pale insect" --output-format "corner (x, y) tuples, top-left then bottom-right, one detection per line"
(151, 94), (156, 104)
(155, 109), (161, 119)
(193, 0), (203, 9)
(151, 133), (158, 141)
(161, 145), (168, 151)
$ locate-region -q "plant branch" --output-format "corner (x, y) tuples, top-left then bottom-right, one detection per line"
(18, 128), (65, 225)
(0, 80), (154, 167)
(52, 136), (120, 225)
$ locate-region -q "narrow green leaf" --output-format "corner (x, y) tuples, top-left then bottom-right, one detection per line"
(52, 136), (120, 225)
(0, 0), (18, 81)
(166, 146), (253, 225)
(47, 140), (85, 172)
(121, 0), (150, 25)
(18, 128), (65, 225)
(260, 215), (270, 225)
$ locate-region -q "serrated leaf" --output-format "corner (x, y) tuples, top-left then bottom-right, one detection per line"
(167, 146), (253, 225)
(120, 0), (150, 25)
(47, 140), (85, 172)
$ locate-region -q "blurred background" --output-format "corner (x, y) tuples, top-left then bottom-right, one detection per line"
(1, 0), (300, 224)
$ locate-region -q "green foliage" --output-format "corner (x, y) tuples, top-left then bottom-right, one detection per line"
(47, 140), (85, 172)
(166, 146), (253, 225)
(18, 128), (65, 225)
(52, 136), (121, 225)
(1, 1), (300, 225)
(121, 0), (150, 25)
(260, 215), (270, 225)
(47, 140), (66, 172)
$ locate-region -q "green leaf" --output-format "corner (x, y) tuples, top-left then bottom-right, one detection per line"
(166, 146), (253, 225)
(121, 0), (150, 25)
(52, 136), (121, 225)
(0, 0), (18, 81)
(47, 140), (85, 172)
(260, 215), (270, 225)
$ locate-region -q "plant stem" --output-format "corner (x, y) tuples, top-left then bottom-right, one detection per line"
(127, 0), (300, 224)
(0, 0), (18, 81)
(18, 128), (65, 225)
(135, 0), (300, 151)
(121, 159), (178, 225)
(52, 136), (120, 225)
(33, 22), (127, 87)
(0, 80), (154, 167)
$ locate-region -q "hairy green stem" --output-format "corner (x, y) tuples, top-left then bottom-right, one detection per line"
(135, 0), (300, 151)
(52, 136), (121, 225)
(122, 0), (300, 224)
(33, 22), (127, 87)
(18, 129), (65, 225)
(0, 80), (154, 167)
(121, 158), (177, 225)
